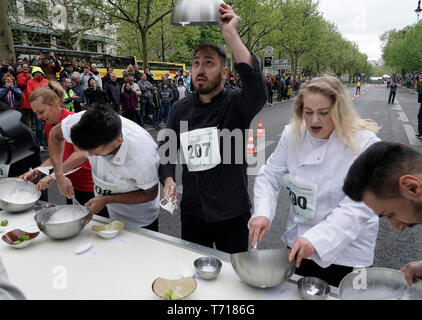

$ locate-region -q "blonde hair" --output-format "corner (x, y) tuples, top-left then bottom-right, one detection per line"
(292, 76), (380, 152)
(28, 80), (64, 106)
(2, 73), (15, 84)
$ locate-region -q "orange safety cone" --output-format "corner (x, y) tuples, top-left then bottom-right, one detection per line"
(246, 130), (257, 154)
(256, 120), (265, 137)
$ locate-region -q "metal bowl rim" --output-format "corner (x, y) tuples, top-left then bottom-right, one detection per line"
(0, 178), (41, 205)
(338, 267), (407, 300)
(298, 277), (331, 294)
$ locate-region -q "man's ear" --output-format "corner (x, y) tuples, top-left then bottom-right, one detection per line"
(222, 67), (229, 80)
(399, 175), (422, 201)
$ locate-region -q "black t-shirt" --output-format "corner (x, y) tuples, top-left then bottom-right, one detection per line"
(159, 53), (268, 222)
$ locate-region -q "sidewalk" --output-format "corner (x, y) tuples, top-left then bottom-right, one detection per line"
(265, 97), (294, 107)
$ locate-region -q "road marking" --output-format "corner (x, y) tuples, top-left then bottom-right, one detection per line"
(403, 124), (422, 146)
(398, 112), (409, 122)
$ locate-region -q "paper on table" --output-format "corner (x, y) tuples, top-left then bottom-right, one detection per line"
(111, 236), (131, 245)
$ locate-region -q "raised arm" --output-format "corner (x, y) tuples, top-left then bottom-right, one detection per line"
(219, 3), (253, 68)
(48, 123), (75, 198)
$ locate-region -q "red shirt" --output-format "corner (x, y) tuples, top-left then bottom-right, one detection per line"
(25, 77), (49, 110)
(17, 72), (32, 109)
(45, 109), (93, 192)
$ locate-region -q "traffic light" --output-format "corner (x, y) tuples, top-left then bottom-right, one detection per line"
(264, 56), (272, 68)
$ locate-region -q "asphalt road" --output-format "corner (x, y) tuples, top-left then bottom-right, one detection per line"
(43, 83), (422, 270)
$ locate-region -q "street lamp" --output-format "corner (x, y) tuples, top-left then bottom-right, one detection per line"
(416, 0), (422, 21)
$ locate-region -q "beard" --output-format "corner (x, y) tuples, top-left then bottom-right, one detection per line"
(409, 200), (422, 226)
(193, 74), (222, 95)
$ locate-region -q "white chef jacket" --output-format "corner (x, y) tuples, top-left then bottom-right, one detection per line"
(252, 124), (380, 268)
(61, 112), (160, 229)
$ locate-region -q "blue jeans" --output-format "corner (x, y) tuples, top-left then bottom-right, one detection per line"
(34, 114), (45, 147)
(152, 108), (160, 127)
(160, 103), (171, 125)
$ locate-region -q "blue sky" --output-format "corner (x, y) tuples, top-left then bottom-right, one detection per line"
(318, 0), (419, 60)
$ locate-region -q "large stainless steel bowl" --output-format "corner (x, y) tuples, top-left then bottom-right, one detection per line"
(34, 204), (90, 240)
(230, 248), (295, 288)
(0, 178), (41, 212)
(339, 267), (422, 300)
(171, 0), (224, 26)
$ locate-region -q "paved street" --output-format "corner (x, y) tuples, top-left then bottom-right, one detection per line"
(44, 83), (422, 270)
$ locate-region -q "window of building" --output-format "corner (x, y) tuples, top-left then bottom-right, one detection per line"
(78, 12), (91, 25)
(24, 0), (48, 19)
(8, 0), (17, 12)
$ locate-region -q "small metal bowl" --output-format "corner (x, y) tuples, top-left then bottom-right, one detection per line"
(0, 178), (41, 212)
(298, 277), (330, 300)
(194, 257), (222, 280)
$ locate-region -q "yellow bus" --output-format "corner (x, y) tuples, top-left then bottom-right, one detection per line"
(14, 45), (134, 79)
(15, 46), (186, 81)
(135, 58), (186, 81)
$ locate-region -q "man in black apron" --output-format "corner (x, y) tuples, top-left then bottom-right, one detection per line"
(159, 3), (267, 253)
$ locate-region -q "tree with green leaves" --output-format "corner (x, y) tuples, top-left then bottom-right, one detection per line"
(381, 22), (422, 74)
(269, 0), (325, 81)
(89, 0), (176, 69)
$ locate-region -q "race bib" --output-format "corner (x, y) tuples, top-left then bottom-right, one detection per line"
(92, 173), (121, 197)
(180, 127), (221, 172)
(283, 174), (317, 221)
(0, 164), (10, 177)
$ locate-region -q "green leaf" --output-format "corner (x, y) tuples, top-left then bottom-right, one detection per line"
(164, 288), (174, 300)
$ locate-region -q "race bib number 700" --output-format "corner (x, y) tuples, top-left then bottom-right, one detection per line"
(283, 174), (318, 221)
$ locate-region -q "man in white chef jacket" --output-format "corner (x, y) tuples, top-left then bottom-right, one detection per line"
(48, 103), (160, 231)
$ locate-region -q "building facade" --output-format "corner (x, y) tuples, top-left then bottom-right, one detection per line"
(9, 0), (117, 54)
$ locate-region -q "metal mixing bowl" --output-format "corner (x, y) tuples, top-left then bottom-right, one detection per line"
(34, 204), (90, 240)
(298, 277), (330, 300)
(171, 0), (224, 26)
(339, 267), (422, 300)
(230, 248), (295, 288)
(0, 178), (41, 212)
(194, 257), (222, 280)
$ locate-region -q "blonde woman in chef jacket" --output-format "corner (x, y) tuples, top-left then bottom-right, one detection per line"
(249, 76), (381, 287)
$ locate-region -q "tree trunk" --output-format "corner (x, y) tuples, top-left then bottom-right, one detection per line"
(161, 21), (165, 62)
(292, 57), (298, 82)
(141, 31), (148, 69)
(0, 1), (16, 64)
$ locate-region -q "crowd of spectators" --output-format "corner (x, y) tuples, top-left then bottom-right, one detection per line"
(264, 73), (304, 105)
(1, 51), (277, 150)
